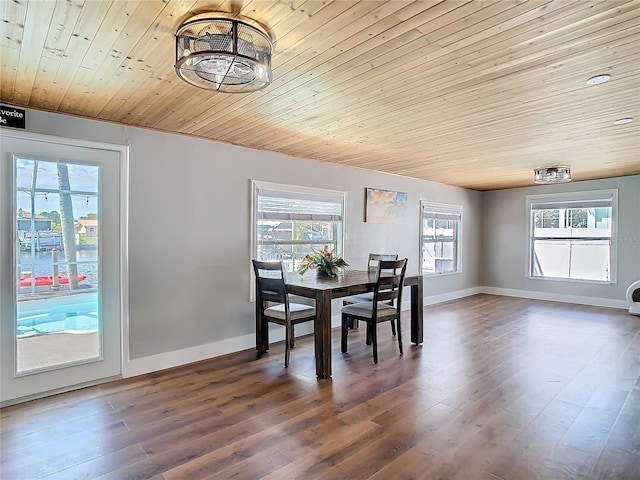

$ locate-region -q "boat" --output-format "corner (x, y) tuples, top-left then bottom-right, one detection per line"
(19, 275), (87, 287)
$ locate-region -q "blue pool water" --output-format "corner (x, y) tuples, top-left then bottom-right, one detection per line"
(17, 300), (99, 336)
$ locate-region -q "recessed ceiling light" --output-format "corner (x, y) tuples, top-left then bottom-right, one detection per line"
(586, 74), (611, 85)
(614, 118), (633, 125)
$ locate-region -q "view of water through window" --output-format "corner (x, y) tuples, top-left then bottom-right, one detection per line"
(14, 157), (101, 373)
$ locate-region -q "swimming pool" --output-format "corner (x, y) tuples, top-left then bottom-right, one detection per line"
(17, 295), (99, 336)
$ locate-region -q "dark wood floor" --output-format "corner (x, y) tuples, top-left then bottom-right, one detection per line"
(2, 294), (639, 480)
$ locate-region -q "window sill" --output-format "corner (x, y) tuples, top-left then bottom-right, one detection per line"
(423, 270), (462, 278)
(528, 275), (615, 286)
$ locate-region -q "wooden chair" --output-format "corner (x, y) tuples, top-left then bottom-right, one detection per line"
(341, 258), (407, 363)
(342, 253), (398, 333)
(252, 260), (315, 367)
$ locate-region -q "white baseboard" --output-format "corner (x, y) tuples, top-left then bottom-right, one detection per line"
(122, 322), (315, 378)
(123, 286), (625, 378)
(123, 333), (252, 377)
(479, 286), (627, 310)
(422, 287), (484, 306)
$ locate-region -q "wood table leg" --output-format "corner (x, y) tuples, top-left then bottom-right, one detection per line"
(256, 299), (269, 358)
(314, 289), (332, 378)
(410, 275), (424, 344)
(255, 299), (262, 357)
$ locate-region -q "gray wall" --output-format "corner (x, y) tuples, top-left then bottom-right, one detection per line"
(5, 108), (637, 370)
(481, 176), (640, 302)
(14, 109), (482, 360)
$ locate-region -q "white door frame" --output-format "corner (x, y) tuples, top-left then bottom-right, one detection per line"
(0, 128), (129, 405)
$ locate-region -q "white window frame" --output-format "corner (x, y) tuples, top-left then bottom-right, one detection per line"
(420, 201), (462, 276)
(250, 180), (346, 298)
(525, 189), (618, 284)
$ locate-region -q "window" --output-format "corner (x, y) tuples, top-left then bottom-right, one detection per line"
(527, 189), (617, 283)
(252, 181), (345, 273)
(420, 201), (462, 275)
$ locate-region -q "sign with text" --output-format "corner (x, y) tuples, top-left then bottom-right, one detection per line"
(0, 105), (26, 129)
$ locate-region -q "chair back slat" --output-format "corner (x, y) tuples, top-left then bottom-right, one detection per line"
(259, 278), (287, 303)
(252, 260), (288, 304)
(372, 259), (407, 308)
(367, 253), (399, 272)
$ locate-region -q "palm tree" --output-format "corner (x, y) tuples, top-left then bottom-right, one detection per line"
(57, 163), (79, 290)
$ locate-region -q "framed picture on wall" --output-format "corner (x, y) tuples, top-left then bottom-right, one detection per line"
(365, 187), (408, 224)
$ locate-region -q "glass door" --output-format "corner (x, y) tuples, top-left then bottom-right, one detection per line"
(1, 132), (125, 403)
(16, 158), (101, 373)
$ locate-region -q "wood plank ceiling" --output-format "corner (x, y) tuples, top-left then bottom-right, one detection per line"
(1, 0), (639, 191)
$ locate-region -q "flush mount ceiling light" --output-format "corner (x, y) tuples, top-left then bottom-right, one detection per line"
(534, 166), (571, 184)
(586, 74), (611, 85)
(175, 14), (273, 93)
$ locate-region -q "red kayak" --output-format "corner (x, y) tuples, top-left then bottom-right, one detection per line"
(20, 275), (87, 287)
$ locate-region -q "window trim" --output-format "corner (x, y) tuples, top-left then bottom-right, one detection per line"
(419, 201), (463, 276)
(250, 180), (347, 300)
(525, 189), (618, 284)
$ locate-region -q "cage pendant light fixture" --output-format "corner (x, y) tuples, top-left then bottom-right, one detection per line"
(534, 166), (571, 184)
(175, 14), (273, 93)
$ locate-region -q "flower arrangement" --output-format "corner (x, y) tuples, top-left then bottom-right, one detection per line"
(297, 245), (349, 277)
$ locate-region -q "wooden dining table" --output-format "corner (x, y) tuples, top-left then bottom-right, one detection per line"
(278, 269), (424, 379)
